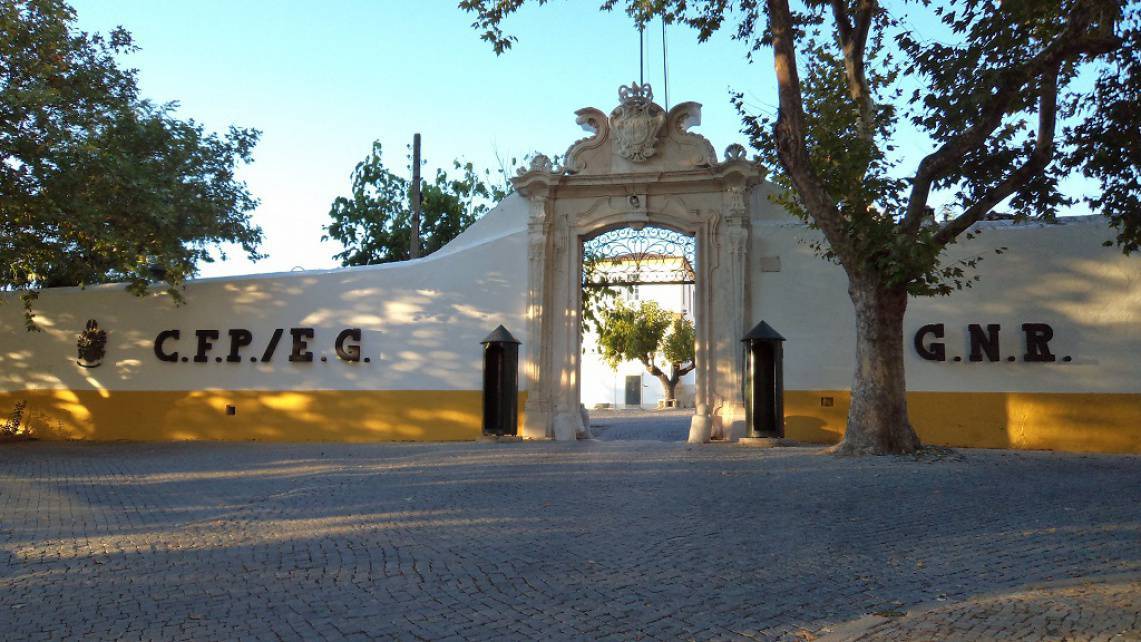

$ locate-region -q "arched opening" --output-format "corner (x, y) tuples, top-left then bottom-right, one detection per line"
(579, 224), (698, 441)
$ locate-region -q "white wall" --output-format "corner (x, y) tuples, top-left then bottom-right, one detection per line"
(748, 185), (1141, 395)
(0, 195), (530, 394)
(3, 181), (1136, 409)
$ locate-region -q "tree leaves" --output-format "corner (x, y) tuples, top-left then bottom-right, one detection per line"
(595, 299), (695, 377)
(322, 141), (507, 266)
(461, 0), (1137, 288)
(1, 0), (262, 328)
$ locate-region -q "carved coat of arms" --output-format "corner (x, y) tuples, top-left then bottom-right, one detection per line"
(610, 83), (666, 162)
(76, 319), (107, 368)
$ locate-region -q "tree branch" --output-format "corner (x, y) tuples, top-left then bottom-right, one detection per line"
(642, 357), (665, 379)
(932, 67), (1060, 247)
(902, 0), (1120, 234)
(830, 0), (876, 140)
(766, 0), (852, 265)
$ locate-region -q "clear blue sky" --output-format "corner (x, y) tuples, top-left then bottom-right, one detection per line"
(67, 2), (1092, 278)
(69, 1), (778, 277)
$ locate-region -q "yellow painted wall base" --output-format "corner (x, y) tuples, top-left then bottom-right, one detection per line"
(786, 391), (1141, 454)
(0, 390), (527, 443)
(1, 388), (1136, 452)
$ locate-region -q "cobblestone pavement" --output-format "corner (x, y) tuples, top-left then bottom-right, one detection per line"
(821, 575), (1139, 641)
(1, 441), (1138, 641)
(589, 409), (694, 441)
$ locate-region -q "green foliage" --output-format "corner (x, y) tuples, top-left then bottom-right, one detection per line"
(595, 300), (695, 398)
(1, 0), (263, 327)
(596, 300), (673, 370)
(661, 314), (695, 367)
(580, 250), (633, 336)
(462, 0), (1139, 294)
(323, 141), (508, 266)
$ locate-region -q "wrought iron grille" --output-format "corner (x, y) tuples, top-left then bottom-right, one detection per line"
(582, 225), (696, 286)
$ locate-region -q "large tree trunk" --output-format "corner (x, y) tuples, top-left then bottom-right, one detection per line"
(832, 281), (921, 455)
(650, 371), (677, 404)
(663, 376), (678, 404)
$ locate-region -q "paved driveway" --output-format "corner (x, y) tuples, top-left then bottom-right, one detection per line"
(1, 441), (1137, 641)
(589, 408), (694, 441)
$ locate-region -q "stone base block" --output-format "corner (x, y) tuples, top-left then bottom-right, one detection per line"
(688, 414), (712, 443)
(738, 437), (799, 448)
(477, 434), (524, 443)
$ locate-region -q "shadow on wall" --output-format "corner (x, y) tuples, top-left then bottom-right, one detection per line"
(0, 389), (529, 442)
(784, 390), (1140, 454)
(0, 207), (530, 441)
(0, 266), (529, 441)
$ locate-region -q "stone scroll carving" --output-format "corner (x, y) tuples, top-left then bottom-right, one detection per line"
(557, 83), (719, 176)
(664, 101), (718, 169)
(562, 108), (609, 175)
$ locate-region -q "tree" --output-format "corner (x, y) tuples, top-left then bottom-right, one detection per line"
(1, 0), (263, 327)
(596, 300), (696, 404)
(324, 141), (508, 266)
(462, 0), (1139, 454)
(581, 250), (634, 336)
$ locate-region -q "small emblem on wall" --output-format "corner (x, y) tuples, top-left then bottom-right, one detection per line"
(77, 319), (107, 368)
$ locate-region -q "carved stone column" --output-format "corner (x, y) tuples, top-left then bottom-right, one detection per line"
(688, 215), (716, 443)
(522, 194), (553, 439)
(550, 209), (584, 441)
(720, 182), (751, 439)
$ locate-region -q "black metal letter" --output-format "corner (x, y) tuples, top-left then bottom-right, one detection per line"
(1023, 323), (1056, 362)
(335, 328), (361, 362)
(289, 328), (315, 362)
(260, 328), (284, 362)
(914, 324), (946, 361)
(194, 330), (219, 363)
(227, 329), (253, 363)
(968, 323), (1001, 362)
(154, 330), (180, 362)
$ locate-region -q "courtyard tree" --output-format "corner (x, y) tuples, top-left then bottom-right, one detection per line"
(324, 141), (508, 266)
(1, 0), (263, 328)
(462, 0), (1139, 454)
(596, 300), (696, 405)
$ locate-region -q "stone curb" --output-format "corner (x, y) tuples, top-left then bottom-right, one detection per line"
(737, 437), (801, 448)
(475, 434), (524, 443)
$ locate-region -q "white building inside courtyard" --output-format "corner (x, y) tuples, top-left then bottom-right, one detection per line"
(580, 253), (697, 410)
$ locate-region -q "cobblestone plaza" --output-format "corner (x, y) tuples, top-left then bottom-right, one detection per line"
(1, 436), (1138, 640)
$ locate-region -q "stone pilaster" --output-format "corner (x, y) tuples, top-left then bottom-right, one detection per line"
(522, 194), (552, 439)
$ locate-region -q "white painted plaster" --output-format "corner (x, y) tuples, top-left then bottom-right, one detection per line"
(0, 198), (529, 393)
(747, 199), (1141, 394)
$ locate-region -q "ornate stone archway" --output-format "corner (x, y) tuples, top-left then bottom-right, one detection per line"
(512, 84), (764, 442)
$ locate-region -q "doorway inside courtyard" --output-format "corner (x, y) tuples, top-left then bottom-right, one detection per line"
(580, 224), (697, 441)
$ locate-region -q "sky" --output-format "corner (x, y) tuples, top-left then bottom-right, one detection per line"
(69, 1), (781, 278)
(66, 2), (1094, 279)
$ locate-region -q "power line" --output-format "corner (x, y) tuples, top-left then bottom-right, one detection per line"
(639, 23), (644, 85)
(661, 17), (669, 109)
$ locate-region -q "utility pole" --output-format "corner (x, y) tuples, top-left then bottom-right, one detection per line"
(409, 133), (422, 259)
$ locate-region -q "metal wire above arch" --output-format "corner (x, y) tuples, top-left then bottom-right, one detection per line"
(582, 225), (696, 286)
